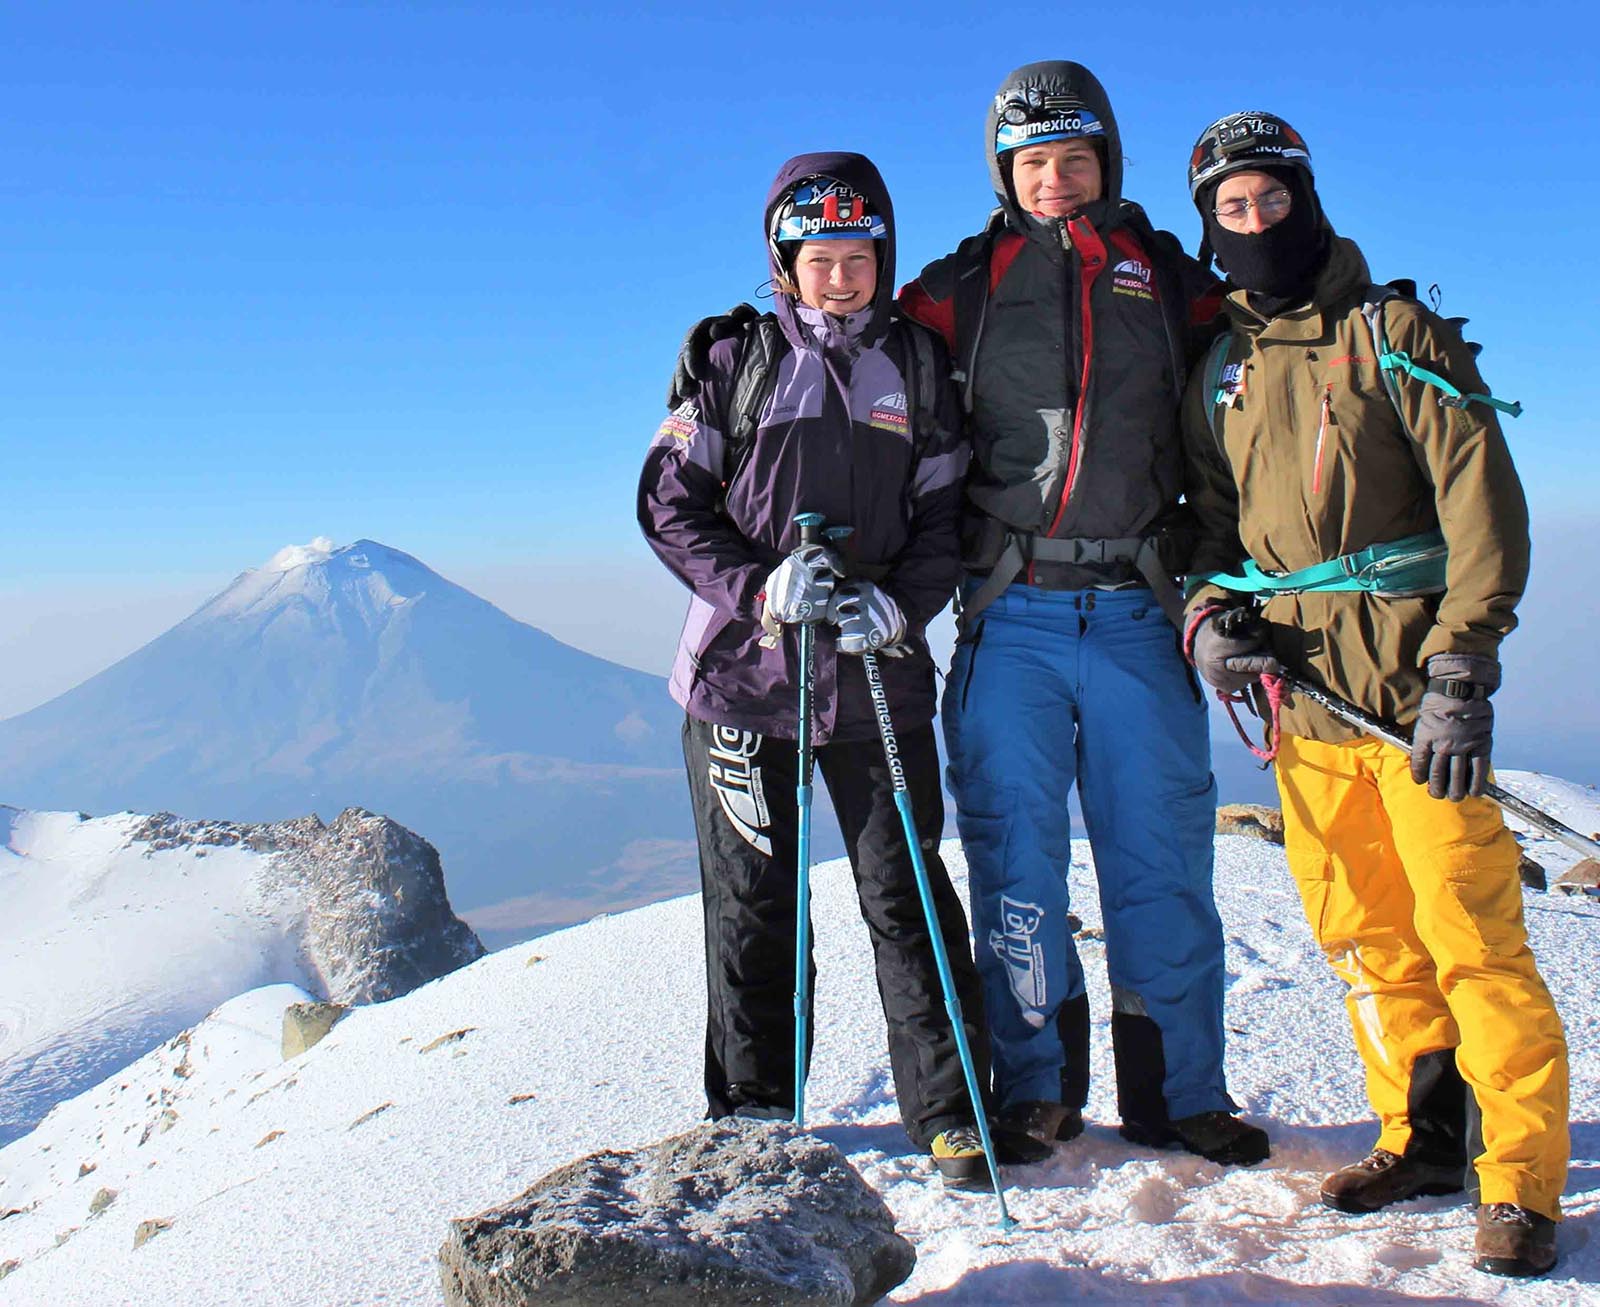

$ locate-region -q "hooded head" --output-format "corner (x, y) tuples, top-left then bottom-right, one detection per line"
(1187, 110), (1329, 302)
(986, 61), (1122, 231)
(764, 152), (896, 348)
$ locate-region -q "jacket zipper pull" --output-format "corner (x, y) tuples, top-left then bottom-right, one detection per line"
(1312, 389), (1332, 494)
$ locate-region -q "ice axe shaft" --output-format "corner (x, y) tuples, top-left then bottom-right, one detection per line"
(1280, 673), (1600, 861)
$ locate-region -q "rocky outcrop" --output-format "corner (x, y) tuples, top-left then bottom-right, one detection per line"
(1554, 857), (1600, 897)
(1215, 804), (1285, 845)
(282, 1001), (349, 1058)
(132, 808), (485, 1004)
(438, 1120), (915, 1307)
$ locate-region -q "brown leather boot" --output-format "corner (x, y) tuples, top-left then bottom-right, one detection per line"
(1474, 1203), (1558, 1277)
(1319, 1148), (1465, 1213)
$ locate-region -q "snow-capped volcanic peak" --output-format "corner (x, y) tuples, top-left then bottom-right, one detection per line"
(199, 538), (428, 625)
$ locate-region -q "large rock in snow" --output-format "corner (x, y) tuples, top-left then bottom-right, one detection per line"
(1, 804), (483, 1145)
(437, 1120), (915, 1307)
(131, 806), (485, 1004)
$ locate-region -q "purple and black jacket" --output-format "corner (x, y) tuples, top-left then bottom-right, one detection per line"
(637, 152), (970, 744)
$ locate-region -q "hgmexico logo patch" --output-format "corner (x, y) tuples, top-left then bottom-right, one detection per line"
(1112, 258), (1155, 302)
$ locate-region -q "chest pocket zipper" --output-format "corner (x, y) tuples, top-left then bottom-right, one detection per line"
(1312, 389), (1332, 495)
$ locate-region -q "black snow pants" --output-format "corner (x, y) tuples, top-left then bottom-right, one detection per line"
(682, 714), (990, 1150)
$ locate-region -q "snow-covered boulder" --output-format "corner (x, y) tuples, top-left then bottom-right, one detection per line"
(438, 1120), (915, 1307)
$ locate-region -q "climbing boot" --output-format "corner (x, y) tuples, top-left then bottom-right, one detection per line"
(1120, 1110), (1270, 1165)
(1320, 1148), (1464, 1214)
(1474, 1203), (1557, 1277)
(929, 1125), (988, 1187)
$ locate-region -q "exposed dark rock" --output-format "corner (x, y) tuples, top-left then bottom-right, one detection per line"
(1215, 804), (1285, 845)
(131, 807), (485, 1004)
(1518, 854), (1547, 891)
(282, 1001), (350, 1059)
(438, 1120), (914, 1307)
(133, 1217), (173, 1249)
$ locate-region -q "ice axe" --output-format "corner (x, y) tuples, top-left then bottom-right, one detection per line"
(1279, 672), (1600, 862)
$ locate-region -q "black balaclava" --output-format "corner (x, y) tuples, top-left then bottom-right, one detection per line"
(1203, 168), (1329, 313)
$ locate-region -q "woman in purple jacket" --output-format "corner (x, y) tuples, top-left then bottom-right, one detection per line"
(638, 152), (1035, 1182)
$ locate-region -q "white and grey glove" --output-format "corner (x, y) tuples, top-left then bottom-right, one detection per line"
(1410, 653), (1499, 802)
(760, 544), (844, 639)
(828, 580), (908, 656)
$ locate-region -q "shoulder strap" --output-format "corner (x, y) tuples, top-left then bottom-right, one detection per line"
(725, 314), (785, 482)
(894, 317), (944, 458)
(949, 211), (1006, 415)
(1201, 330), (1236, 467)
(1362, 281), (1523, 432)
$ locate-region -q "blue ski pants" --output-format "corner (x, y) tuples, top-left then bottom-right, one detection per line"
(943, 584), (1235, 1125)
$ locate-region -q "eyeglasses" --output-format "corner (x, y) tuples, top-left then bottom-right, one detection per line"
(1213, 188), (1292, 227)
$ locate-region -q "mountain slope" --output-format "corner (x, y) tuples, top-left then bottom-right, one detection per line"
(0, 539), (691, 932)
(0, 771), (1594, 1304)
(0, 804), (482, 1147)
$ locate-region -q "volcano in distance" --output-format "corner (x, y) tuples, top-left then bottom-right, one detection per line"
(0, 539), (701, 945)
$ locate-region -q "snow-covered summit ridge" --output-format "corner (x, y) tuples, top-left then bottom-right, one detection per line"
(202, 537), (434, 626)
(263, 537), (339, 572)
(0, 803), (484, 1150)
(0, 801), (1594, 1305)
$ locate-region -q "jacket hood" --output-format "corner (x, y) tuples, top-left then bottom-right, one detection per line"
(765, 151), (896, 350)
(986, 61), (1123, 234)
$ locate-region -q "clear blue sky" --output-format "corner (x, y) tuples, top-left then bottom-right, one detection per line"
(4, 0), (1598, 717)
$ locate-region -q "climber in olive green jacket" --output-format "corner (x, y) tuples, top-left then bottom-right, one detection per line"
(1178, 110), (1568, 1281)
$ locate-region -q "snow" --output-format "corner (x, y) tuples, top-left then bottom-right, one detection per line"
(1, 774), (1596, 1304)
(263, 538), (338, 573)
(0, 810), (314, 1147)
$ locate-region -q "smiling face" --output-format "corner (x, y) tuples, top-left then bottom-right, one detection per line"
(1009, 138), (1104, 218)
(791, 239), (878, 316)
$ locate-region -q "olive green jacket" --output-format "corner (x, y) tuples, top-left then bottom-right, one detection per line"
(1182, 234), (1529, 743)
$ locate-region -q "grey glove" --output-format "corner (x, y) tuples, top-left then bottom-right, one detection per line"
(1410, 653), (1499, 802)
(1191, 608), (1283, 694)
(828, 580), (908, 656)
(666, 303), (760, 409)
(760, 544), (844, 639)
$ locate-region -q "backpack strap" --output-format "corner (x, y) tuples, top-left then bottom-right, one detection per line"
(723, 313), (786, 489)
(1200, 329), (1237, 468)
(948, 211), (1006, 415)
(1362, 282), (1523, 428)
(889, 315), (945, 460)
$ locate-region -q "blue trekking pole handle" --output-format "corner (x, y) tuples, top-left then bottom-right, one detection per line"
(861, 648), (1015, 1230)
(792, 511), (825, 1127)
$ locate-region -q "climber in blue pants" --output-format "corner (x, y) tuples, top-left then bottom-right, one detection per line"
(944, 584), (1251, 1156)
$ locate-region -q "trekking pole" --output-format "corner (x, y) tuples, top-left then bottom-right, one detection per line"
(859, 645), (1016, 1230)
(1280, 673), (1600, 861)
(791, 511), (826, 1127)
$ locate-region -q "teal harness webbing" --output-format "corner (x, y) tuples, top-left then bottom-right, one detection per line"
(1186, 528), (1448, 598)
(1374, 346), (1523, 418)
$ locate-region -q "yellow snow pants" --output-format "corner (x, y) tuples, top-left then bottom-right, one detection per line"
(1275, 734), (1569, 1220)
